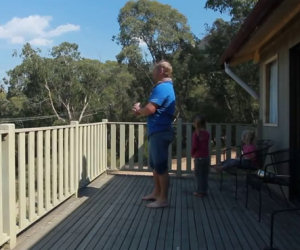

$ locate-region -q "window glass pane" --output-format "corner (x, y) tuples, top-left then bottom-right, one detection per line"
(265, 60), (278, 124)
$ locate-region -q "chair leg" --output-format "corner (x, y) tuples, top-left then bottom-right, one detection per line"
(246, 175), (249, 208)
(220, 171), (223, 191)
(235, 174), (238, 200)
(259, 188), (262, 222)
(279, 185), (289, 207)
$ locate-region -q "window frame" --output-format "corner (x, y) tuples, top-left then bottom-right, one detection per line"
(263, 55), (279, 127)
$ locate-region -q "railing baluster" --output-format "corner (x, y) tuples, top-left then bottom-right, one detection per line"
(28, 132), (35, 221)
(111, 124), (117, 170)
(94, 126), (97, 178)
(176, 118), (182, 176)
(216, 124), (222, 165)
(18, 133), (26, 229)
(64, 128), (69, 196)
(1, 124), (16, 247)
(69, 127), (74, 194)
(138, 125), (144, 170)
(58, 129), (64, 201)
(120, 124), (125, 169)
(52, 130), (58, 206)
(168, 142), (172, 171)
(0, 135), (3, 237)
(129, 125), (134, 169)
(78, 126), (83, 188)
(37, 131), (44, 216)
(186, 123), (192, 173)
(100, 124), (103, 172)
(73, 122), (79, 196)
(82, 126), (87, 187)
(96, 125), (99, 176)
(91, 126), (95, 179)
(45, 130), (51, 211)
(236, 125), (241, 157)
(226, 125), (232, 160)
(103, 120), (108, 172)
(87, 126), (91, 180)
(207, 124), (212, 165)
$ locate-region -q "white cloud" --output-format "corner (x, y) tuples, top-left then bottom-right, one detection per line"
(0, 15), (80, 46)
(30, 38), (53, 46)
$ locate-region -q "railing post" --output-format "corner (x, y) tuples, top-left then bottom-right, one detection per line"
(216, 124), (222, 165)
(186, 123), (192, 173)
(102, 119), (108, 171)
(71, 121), (79, 197)
(207, 123), (212, 165)
(0, 124), (16, 248)
(176, 118), (182, 176)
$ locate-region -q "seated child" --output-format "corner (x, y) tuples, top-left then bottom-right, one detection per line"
(216, 130), (257, 171)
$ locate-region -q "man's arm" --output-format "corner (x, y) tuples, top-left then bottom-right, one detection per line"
(133, 102), (157, 117)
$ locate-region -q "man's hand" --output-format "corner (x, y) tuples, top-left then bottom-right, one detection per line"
(132, 102), (141, 115)
(132, 102), (157, 116)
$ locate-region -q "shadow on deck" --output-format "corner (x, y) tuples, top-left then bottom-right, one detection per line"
(12, 173), (300, 250)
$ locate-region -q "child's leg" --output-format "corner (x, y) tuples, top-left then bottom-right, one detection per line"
(222, 159), (240, 170)
(194, 159), (201, 193)
(199, 158), (210, 194)
(195, 158), (210, 194)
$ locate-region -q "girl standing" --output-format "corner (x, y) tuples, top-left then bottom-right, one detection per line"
(191, 116), (210, 197)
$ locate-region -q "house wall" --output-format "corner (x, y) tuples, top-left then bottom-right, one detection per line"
(259, 14), (300, 150)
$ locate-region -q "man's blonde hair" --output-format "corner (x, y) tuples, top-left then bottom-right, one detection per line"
(155, 60), (173, 77)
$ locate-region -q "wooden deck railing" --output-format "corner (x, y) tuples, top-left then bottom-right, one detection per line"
(107, 119), (254, 174)
(0, 119), (253, 248)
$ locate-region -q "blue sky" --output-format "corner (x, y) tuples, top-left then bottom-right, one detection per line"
(0, 0), (230, 82)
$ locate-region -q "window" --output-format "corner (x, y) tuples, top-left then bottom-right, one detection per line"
(264, 59), (278, 125)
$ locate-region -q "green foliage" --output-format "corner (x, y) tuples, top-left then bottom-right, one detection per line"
(205, 0), (258, 23)
(2, 0), (260, 127)
(4, 43), (135, 126)
(116, 0), (194, 62)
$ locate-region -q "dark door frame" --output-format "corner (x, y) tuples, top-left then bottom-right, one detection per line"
(289, 42), (300, 200)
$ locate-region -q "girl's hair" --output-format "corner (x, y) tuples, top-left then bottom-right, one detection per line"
(241, 130), (256, 145)
(194, 115), (206, 130)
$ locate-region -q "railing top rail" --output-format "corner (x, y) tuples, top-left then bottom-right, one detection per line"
(14, 121), (107, 133)
(11, 120), (255, 134)
(182, 122), (254, 126)
(78, 122), (105, 127)
(106, 122), (147, 125)
(106, 121), (254, 126)
(15, 124), (76, 133)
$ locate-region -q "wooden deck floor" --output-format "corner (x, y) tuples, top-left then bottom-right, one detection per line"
(12, 173), (300, 250)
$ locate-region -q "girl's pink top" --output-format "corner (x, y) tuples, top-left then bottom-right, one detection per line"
(242, 144), (257, 159)
(191, 130), (210, 158)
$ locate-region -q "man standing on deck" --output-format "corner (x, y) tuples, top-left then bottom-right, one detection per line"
(132, 60), (175, 208)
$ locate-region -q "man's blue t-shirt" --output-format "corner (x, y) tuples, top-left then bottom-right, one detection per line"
(147, 81), (176, 136)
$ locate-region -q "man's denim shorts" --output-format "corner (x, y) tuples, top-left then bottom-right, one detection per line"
(148, 130), (173, 174)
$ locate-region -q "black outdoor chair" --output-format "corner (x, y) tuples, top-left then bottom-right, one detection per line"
(264, 207), (300, 250)
(245, 149), (293, 221)
(220, 139), (273, 200)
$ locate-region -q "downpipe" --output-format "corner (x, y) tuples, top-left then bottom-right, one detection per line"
(224, 63), (259, 100)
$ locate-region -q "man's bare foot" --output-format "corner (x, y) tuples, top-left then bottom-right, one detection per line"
(142, 194), (157, 201)
(146, 200), (168, 208)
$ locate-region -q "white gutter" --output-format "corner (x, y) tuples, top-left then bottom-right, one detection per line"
(224, 63), (259, 100)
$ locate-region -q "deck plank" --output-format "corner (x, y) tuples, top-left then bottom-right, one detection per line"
(97, 176), (147, 250)
(71, 176), (138, 249)
(30, 174), (121, 250)
(12, 173), (300, 250)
